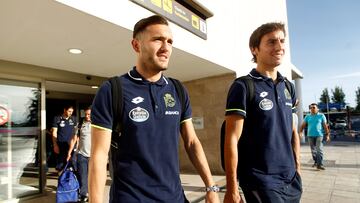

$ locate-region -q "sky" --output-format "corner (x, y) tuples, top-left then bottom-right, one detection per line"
(286, 0), (360, 110)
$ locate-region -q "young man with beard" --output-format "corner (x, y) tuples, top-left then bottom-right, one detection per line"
(89, 15), (219, 203)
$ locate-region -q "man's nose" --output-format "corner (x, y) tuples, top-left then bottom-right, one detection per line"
(275, 40), (284, 50)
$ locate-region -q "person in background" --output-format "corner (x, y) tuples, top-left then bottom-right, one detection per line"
(68, 107), (92, 202)
(299, 103), (330, 170)
(223, 22), (302, 203)
(52, 105), (76, 172)
(89, 15), (219, 203)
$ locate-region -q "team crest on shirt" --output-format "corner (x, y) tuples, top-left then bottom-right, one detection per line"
(259, 98), (273, 111)
(59, 120), (65, 127)
(129, 107), (149, 122)
(284, 89), (291, 100)
(163, 93), (175, 108)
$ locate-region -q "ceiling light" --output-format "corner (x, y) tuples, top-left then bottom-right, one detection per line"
(91, 86), (98, 89)
(68, 48), (83, 54)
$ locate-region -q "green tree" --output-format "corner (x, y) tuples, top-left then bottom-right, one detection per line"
(319, 88), (330, 104)
(26, 88), (40, 126)
(356, 87), (360, 111)
(331, 86), (345, 104)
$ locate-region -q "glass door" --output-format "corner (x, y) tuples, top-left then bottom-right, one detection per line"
(0, 79), (41, 201)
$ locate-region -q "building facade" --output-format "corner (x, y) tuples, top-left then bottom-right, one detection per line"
(0, 0), (302, 201)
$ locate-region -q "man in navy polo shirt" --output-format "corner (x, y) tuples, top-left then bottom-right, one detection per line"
(223, 23), (302, 203)
(89, 15), (219, 203)
(52, 105), (77, 172)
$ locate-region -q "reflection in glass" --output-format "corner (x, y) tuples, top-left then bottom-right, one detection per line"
(0, 79), (41, 201)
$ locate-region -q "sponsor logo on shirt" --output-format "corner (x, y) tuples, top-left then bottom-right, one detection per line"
(132, 96), (144, 104)
(165, 111), (179, 115)
(60, 120), (65, 127)
(129, 107), (149, 122)
(260, 91), (268, 98)
(163, 93), (175, 108)
(259, 98), (273, 111)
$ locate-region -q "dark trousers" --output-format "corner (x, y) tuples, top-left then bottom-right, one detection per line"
(55, 142), (69, 171)
(77, 153), (89, 197)
(242, 173), (302, 203)
(55, 141), (77, 171)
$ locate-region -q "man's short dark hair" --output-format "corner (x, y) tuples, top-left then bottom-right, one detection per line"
(133, 15), (169, 39)
(310, 103), (318, 107)
(64, 105), (74, 110)
(249, 22), (286, 63)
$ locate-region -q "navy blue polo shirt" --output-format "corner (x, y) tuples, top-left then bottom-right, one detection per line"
(91, 67), (192, 202)
(52, 115), (76, 143)
(225, 68), (297, 190)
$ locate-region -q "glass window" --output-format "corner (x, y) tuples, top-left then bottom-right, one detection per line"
(0, 79), (41, 200)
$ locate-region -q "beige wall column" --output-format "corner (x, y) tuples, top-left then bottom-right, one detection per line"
(179, 73), (235, 175)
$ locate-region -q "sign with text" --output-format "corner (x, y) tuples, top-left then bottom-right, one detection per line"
(130, 0), (207, 39)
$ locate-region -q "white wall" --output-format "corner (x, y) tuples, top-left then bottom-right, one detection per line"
(57, 0), (293, 78)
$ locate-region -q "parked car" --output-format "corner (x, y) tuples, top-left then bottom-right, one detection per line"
(334, 119), (347, 129)
(351, 120), (360, 131)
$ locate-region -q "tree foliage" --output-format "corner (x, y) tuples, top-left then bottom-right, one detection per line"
(319, 88), (330, 104)
(26, 88), (40, 126)
(331, 86), (345, 104)
(356, 87), (360, 111)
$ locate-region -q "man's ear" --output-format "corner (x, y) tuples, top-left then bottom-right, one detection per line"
(250, 47), (256, 55)
(131, 39), (140, 53)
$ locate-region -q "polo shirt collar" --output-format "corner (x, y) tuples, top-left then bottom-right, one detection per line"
(249, 68), (285, 82)
(128, 67), (167, 86)
(61, 115), (70, 120)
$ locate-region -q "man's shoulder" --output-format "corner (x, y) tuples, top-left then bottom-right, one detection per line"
(317, 113), (325, 117)
(53, 115), (62, 121)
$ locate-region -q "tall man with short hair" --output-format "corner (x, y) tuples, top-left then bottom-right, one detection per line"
(224, 22), (302, 203)
(89, 15), (219, 203)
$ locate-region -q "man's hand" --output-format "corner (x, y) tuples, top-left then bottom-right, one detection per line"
(53, 144), (59, 154)
(223, 190), (243, 203)
(205, 191), (220, 203)
(66, 152), (71, 161)
(325, 134), (331, 142)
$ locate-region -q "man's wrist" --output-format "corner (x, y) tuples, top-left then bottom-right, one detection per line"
(205, 185), (220, 192)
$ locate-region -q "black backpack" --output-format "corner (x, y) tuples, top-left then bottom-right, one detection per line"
(108, 76), (186, 149)
(220, 75), (294, 171)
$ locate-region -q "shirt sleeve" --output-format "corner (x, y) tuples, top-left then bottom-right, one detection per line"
(51, 116), (59, 128)
(225, 79), (247, 118)
(322, 114), (327, 123)
(181, 85), (192, 122)
(303, 115), (308, 123)
(91, 81), (113, 131)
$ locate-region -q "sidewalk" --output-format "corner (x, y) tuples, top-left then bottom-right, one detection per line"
(21, 141), (360, 203)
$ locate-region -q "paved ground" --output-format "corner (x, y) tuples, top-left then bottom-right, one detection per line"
(19, 141), (360, 203)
